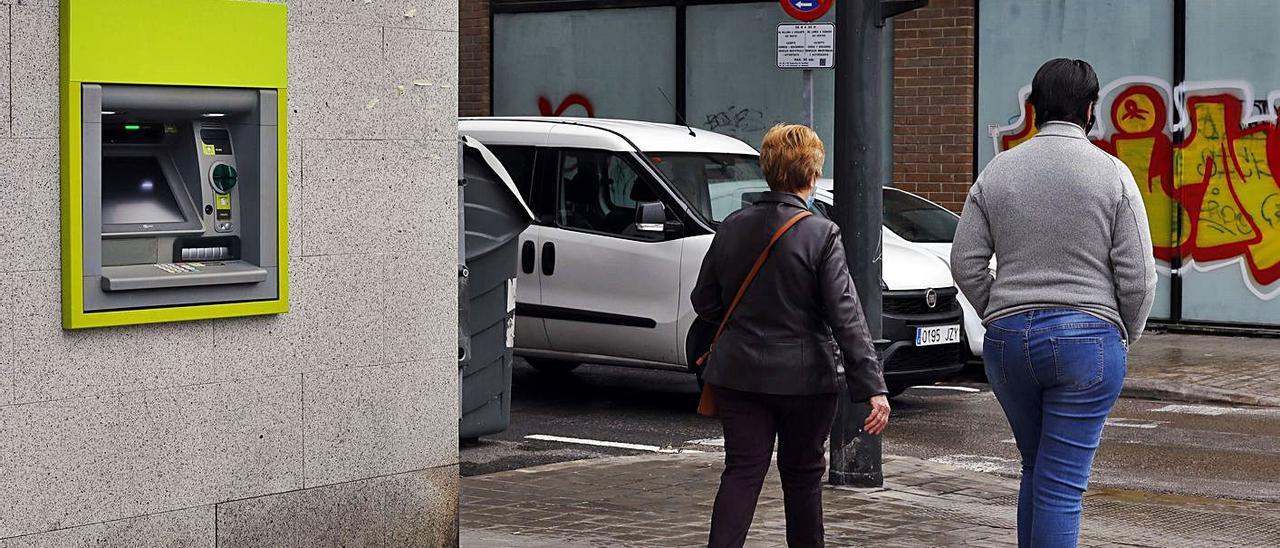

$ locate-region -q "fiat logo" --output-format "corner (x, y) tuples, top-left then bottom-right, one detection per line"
(925, 289), (938, 309)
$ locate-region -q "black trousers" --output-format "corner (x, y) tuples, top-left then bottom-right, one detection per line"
(707, 386), (839, 548)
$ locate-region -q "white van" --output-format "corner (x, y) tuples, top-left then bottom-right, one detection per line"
(460, 117), (965, 396)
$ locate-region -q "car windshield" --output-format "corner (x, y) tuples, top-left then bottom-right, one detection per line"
(647, 152), (768, 223)
(883, 188), (959, 243)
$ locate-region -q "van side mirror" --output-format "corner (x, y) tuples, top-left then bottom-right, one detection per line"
(635, 202), (667, 233)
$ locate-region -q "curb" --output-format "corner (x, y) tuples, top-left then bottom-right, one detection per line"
(1122, 378), (1280, 407)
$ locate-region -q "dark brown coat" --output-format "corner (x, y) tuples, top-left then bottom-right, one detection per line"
(691, 192), (887, 401)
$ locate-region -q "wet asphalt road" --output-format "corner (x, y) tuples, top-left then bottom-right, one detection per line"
(460, 359), (1280, 503)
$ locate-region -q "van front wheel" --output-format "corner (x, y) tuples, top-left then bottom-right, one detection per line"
(526, 358), (581, 374)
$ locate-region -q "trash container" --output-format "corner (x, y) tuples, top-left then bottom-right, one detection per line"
(458, 136), (534, 441)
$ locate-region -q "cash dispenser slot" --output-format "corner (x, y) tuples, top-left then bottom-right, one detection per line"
(99, 235), (267, 292)
(101, 263), (269, 291)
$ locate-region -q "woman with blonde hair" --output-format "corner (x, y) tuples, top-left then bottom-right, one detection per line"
(692, 123), (890, 548)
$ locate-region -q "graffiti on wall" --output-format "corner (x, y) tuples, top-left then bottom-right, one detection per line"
(703, 105), (767, 136)
(993, 78), (1280, 299)
(538, 94), (595, 117)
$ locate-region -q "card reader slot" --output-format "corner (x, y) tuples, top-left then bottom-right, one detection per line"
(101, 262), (268, 291)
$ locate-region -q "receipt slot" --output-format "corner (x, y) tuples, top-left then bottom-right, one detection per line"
(61, 0), (287, 328)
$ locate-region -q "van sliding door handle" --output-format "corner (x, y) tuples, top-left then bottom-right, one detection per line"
(521, 241), (535, 274)
(541, 242), (556, 276)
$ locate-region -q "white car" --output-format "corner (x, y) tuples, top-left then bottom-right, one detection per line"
(461, 117), (966, 395)
(818, 180), (985, 358)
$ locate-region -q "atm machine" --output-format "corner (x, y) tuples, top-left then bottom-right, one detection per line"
(78, 85), (281, 313)
(60, 0), (288, 328)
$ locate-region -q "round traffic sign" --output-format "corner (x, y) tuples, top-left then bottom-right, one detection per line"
(780, 0), (833, 22)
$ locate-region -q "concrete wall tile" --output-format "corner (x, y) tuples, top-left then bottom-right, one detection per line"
(287, 134), (303, 260)
(212, 253), (384, 377)
(303, 361), (457, 487)
(0, 274), (13, 407)
(299, 138), (385, 256)
(0, 6), (10, 138)
(288, 22), (385, 141)
(287, 0), (456, 32)
(379, 252), (456, 365)
(301, 139), (451, 256)
(382, 28), (458, 141)
(8, 271), (216, 404)
(0, 139), (59, 273)
(10, 7), (57, 139)
(382, 464), (458, 546)
(215, 465), (457, 548)
(0, 1), (59, 7)
(0, 376), (302, 538)
(0, 506), (214, 548)
(403, 139), (457, 256)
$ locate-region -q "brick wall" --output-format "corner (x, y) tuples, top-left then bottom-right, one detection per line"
(892, 0), (975, 211)
(460, 0), (491, 116)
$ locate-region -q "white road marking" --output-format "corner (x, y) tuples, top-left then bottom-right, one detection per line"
(911, 385), (982, 393)
(525, 434), (703, 454)
(928, 454), (1017, 473)
(1000, 437), (1017, 444)
(1153, 404), (1232, 416)
(687, 437), (725, 447)
(1105, 418), (1163, 429)
(1150, 403), (1271, 416)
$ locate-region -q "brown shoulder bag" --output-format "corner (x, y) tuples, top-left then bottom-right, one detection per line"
(696, 210), (812, 417)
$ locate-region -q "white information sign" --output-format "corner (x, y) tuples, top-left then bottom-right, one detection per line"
(776, 23), (835, 69)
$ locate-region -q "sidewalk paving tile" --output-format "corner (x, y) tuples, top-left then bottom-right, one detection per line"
(1127, 332), (1280, 405)
(462, 452), (1280, 547)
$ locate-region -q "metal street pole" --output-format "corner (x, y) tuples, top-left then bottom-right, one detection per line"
(803, 69), (815, 128)
(829, 0), (925, 488)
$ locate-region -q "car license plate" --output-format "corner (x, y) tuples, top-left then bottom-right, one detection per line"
(915, 325), (960, 347)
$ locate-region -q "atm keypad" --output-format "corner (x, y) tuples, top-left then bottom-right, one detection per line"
(154, 263), (206, 274)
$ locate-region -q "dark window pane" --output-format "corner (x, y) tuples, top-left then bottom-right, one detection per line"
(486, 145), (536, 202)
(557, 149), (661, 240)
(882, 188), (959, 243)
(647, 152), (767, 223)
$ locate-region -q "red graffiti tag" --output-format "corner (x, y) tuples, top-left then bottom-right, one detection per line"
(538, 94), (595, 118)
(1122, 99), (1150, 121)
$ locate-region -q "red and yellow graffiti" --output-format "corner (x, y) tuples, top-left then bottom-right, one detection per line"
(996, 83), (1280, 289)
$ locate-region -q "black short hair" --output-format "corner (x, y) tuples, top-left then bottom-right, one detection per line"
(1029, 58), (1099, 129)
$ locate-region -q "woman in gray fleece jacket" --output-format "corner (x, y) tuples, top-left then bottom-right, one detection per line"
(951, 58), (1157, 548)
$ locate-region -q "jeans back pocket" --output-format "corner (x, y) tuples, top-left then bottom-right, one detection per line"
(983, 336), (1006, 385)
(1050, 336), (1105, 390)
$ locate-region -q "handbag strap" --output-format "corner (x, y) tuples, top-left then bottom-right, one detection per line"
(708, 210), (813, 350)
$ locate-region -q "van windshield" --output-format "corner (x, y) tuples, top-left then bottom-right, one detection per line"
(883, 188), (959, 243)
(647, 152), (767, 223)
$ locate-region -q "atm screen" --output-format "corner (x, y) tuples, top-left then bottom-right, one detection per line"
(102, 156), (188, 225)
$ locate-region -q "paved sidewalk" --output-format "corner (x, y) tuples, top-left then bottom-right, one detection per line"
(1125, 332), (1280, 406)
(461, 452), (1280, 547)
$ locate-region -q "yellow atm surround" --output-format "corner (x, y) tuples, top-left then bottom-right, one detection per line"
(61, 0), (288, 329)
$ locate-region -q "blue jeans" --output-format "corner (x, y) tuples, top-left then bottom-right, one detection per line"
(983, 309), (1127, 548)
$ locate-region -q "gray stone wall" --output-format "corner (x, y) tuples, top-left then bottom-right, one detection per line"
(0, 0), (460, 545)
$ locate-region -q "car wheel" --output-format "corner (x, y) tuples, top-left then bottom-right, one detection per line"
(526, 358), (581, 374)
